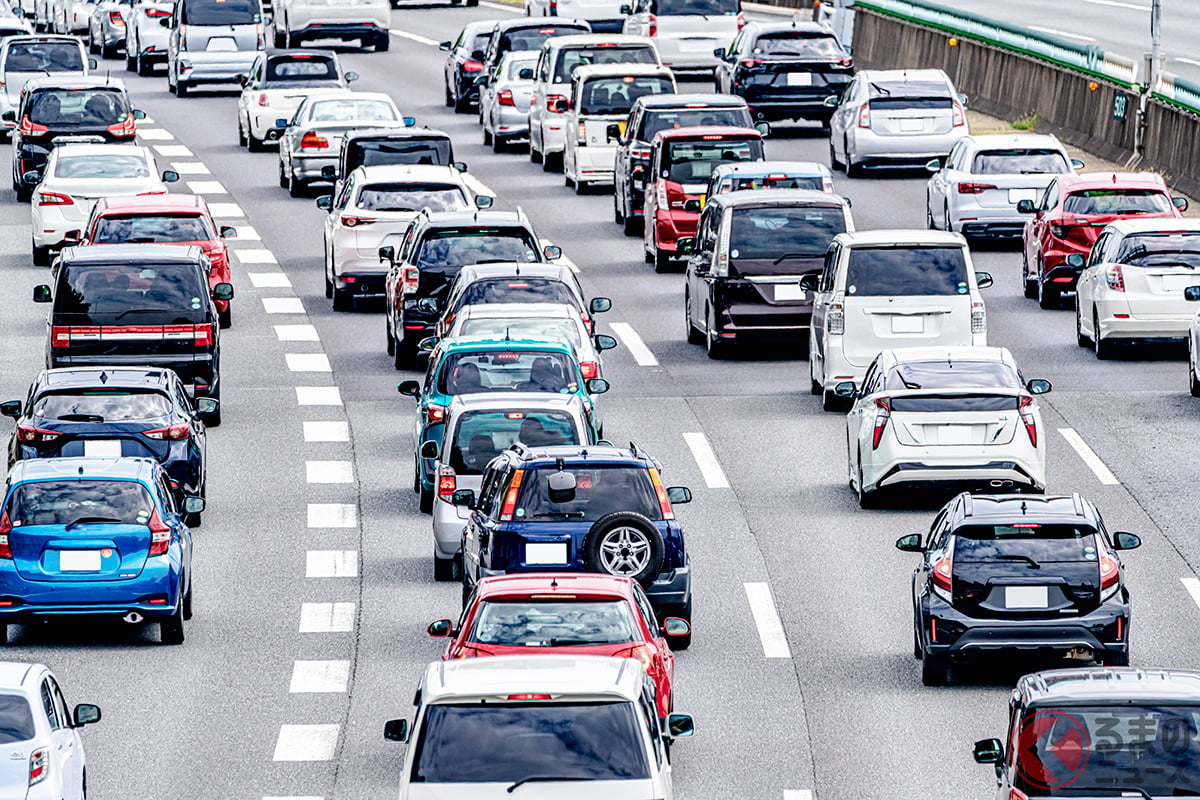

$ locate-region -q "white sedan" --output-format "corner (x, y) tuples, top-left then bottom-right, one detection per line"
(236, 50), (357, 151)
(838, 346), (1050, 508)
(30, 143), (177, 265)
(1075, 218), (1200, 359)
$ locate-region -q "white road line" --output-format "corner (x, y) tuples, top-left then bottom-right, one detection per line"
(251, 272), (292, 288)
(235, 248), (279, 264)
(1182, 578), (1200, 611)
(286, 353), (332, 372)
(305, 461), (354, 484)
(608, 321), (658, 366)
(137, 128), (174, 140)
(154, 144), (192, 157)
(1028, 25), (1096, 42)
(170, 161), (210, 174)
(307, 503), (357, 527)
(682, 431), (730, 489)
(304, 421), (349, 442)
(272, 724), (340, 761)
(389, 28), (438, 46)
(784, 792), (814, 800)
(1176, 57), (1200, 68)
(263, 796), (323, 800)
(262, 297), (305, 314)
(231, 224), (261, 240)
(139, 115), (155, 124)
(1081, 0), (1147, 9)
(299, 602), (355, 632)
(296, 386), (342, 406)
(186, 180), (227, 195)
(207, 202), (246, 218)
(479, 0), (522, 10)
(306, 550), (358, 577)
(1057, 428), (1120, 485)
(275, 323), (318, 342)
(289, 660), (350, 693)
(744, 582), (792, 658)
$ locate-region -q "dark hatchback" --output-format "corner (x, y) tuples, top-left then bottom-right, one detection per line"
(897, 493), (1141, 686)
(440, 20), (496, 113)
(713, 21), (851, 124)
(321, 127), (460, 187)
(2, 366), (213, 502)
(33, 244), (230, 425)
(480, 19), (591, 83)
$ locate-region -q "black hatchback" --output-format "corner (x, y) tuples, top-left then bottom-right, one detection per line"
(897, 493), (1141, 686)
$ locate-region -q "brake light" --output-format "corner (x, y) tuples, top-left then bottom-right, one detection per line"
(1009, 789), (1029, 800)
(1105, 264), (1125, 291)
(499, 469), (524, 521)
(36, 191), (71, 206)
(145, 6), (170, 15)
(827, 301), (844, 334)
(192, 324), (214, 347)
(255, 20), (264, 48)
(402, 266), (420, 293)
(579, 361), (598, 379)
(630, 143), (652, 162)
(426, 403), (446, 422)
(507, 694), (551, 700)
(736, 10), (744, 29)
(28, 748), (46, 786)
(257, 92), (269, 107)
(144, 423), (190, 441)
(971, 301), (986, 334)
(341, 215), (375, 228)
(871, 397), (890, 449)
(546, 94), (568, 114)
(1049, 217), (1088, 240)
(18, 115), (47, 136)
(1099, 552), (1119, 589)
(739, 58), (762, 68)
(0, 511), (12, 559)
(437, 466), (456, 501)
(932, 550), (952, 591)
(648, 467), (674, 521)
(647, 13), (656, 36)
(656, 179), (668, 209)
(835, 56), (852, 67)
(498, 89), (514, 106)
(1018, 395), (1037, 447)
(463, 59), (482, 73)
(857, 103), (870, 129)
(952, 100), (966, 127)
(107, 113), (136, 137)
(618, 644), (659, 676)
(109, 10), (125, 24)
(822, 177), (835, 193)
(17, 426), (59, 443)
(147, 507), (171, 556)
(957, 182), (996, 194)
(300, 131), (328, 149)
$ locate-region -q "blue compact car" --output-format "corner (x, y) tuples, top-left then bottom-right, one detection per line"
(0, 457), (201, 645)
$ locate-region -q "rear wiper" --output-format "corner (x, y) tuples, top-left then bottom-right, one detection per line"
(995, 553), (1041, 569)
(772, 252), (818, 265)
(530, 511), (586, 519)
(507, 776), (595, 793)
(548, 638), (601, 646)
(65, 516), (123, 529)
(57, 413), (104, 422)
(868, 82), (891, 96)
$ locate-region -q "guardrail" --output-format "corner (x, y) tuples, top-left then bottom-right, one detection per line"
(1154, 73), (1200, 117)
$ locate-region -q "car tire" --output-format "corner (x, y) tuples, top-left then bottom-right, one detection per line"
(613, 191), (624, 224)
(176, 80), (189, 97)
(278, 158), (289, 188)
(913, 625), (922, 660)
(925, 197), (936, 230)
(31, 242), (50, 267)
(433, 552), (460, 582)
(101, 41), (117, 59)
(0, 624), (9, 645)
(811, 376), (822, 396)
(247, 131), (265, 152)
(685, 291), (703, 345)
(453, 89), (471, 114)
(542, 149), (561, 172)
(1102, 649), (1130, 667)
(705, 304), (728, 359)
(183, 579), (193, 620)
(125, 45), (136, 71)
(237, 117), (248, 147)
(1037, 261), (1060, 309)
(386, 319), (395, 355)
(845, 157), (863, 179)
(829, 137), (844, 171)
(460, 577), (472, 610)
(419, 482), (433, 514)
(160, 601), (185, 644)
(920, 648), (949, 686)
(202, 390), (221, 427)
(1075, 304), (1090, 347)
(136, 52), (152, 77)
(375, 35), (389, 51)
(943, 203), (952, 233)
(218, 306), (231, 329)
(583, 511), (665, 586)
(530, 138), (543, 164)
(1190, 350), (1200, 398)
(573, 177), (587, 195)
(822, 387), (842, 412)
(15, 184), (31, 203)
(1093, 310), (1114, 359)
(492, 133), (505, 153)
(855, 458), (879, 509)
(331, 287), (352, 311)
(663, 597), (691, 651)
(622, 209), (641, 237)
(482, 125), (492, 146)
(288, 172), (306, 198)
(654, 248), (672, 274)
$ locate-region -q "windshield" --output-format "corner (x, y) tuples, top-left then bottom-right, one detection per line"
(844, 245), (969, 296)
(448, 409), (579, 474)
(499, 25), (588, 55)
(1117, 232), (1200, 266)
(357, 183), (466, 212)
(0, 696), (34, 745)
(579, 76), (672, 116)
(883, 360), (1020, 391)
(971, 149), (1069, 175)
(723, 174), (827, 192)
(436, 351), (579, 395)
(57, 263), (210, 323)
(868, 80), (952, 110)
(456, 317), (582, 349)
(352, 138), (452, 168)
(656, 0), (738, 15)
(266, 56), (337, 81)
(416, 229), (540, 268)
(750, 32), (843, 57)
(553, 46), (657, 84)
(411, 702), (650, 784)
(663, 138), (762, 184)
(308, 98), (396, 123)
(184, 0), (259, 25)
(28, 89), (129, 126)
(33, 390), (172, 421)
(516, 465), (661, 522)
(458, 279), (576, 308)
(4, 41), (83, 71)
(91, 214), (213, 244)
(6, 480), (156, 526)
(728, 205), (846, 261)
(1064, 188), (1173, 216)
(468, 599), (636, 646)
(953, 525), (1099, 563)
(54, 154), (150, 179)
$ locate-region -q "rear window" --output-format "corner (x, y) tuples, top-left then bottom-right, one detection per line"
(416, 229), (540, 268)
(468, 32), (490, 55)
(55, 154), (150, 179)
(27, 88), (129, 126)
(970, 149), (1069, 175)
(723, 173), (827, 192)
(1064, 188), (1173, 216)
(888, 394), (1019, 412)
(0, 696), (35, 745)
(436, 351), (579, 395)
(867, 80), (952, 110)
(843, 245), (969, 296)
(1117, 232), (1200, 266)
(663, 138), (762, 184)
(656, 0), (738, 15)
(640, 106), (750, 140)
(750, 32), (843, 58)
(505, 56), (537, 80)
(553, 46), (657, 84)
(517, 465), (660, 522)
(351, 137), (452, 169)
(6, 479), (156, 527)
(33, 390), (172, 422)
(468, 599), (636, 646)
(459, 278), (576, 308)
(456, 317), (582, 349)
(357, 183), (466, 212)
(499, 25), (588, 54)
(56, 262), (210, 323)
(449, 409), (579, 474)
(579, 76), (672, 116)
(308, 98), (395, 122)
(183, 0), (260, 25)
(4, 41), (84, 72)
(91, 214), (213, 244)
(883, 360), (1020, 391)
(953, 524), (1100, 563)
(728, 205), (846, 261)
(266, 56), (337, 81)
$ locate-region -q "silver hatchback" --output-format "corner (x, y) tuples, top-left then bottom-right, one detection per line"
(165, 0), (263, 95)
(480, 49), (537, 153)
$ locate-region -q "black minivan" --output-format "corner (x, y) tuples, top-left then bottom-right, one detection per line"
(33, 244), (230, 424)
(320, 127), (462, 190)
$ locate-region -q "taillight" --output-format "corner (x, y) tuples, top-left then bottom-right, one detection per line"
(463, 59), (482, 73)
(957, 182), (996, 194)
(619, 644), (659, 675)
(971, 301), (986, 334)
(18, 115), (48, 136)
(107, 113), (136, 138)
(952, 100), (966, 127)
(1009, 789), (1029, 800)
(437, 466), (456, 501)
(192, 324), (214, 348)
(647, 13), (656, 36)
(1018, 395), (1037, 447)
(739, 58), (762, 68)
(1105, 264), (1125, 291)
(340, 215), (375, 228)
(822, 177), (835, 193)
(144, 423), (190, 441)
(36, 191), (72, 206)
(0, 511), (12, 560)
(577, 122), (586, 144)
(932, 551), (952, 592)
(656, 179), (668, 210)
(856, 103), (870, 129)
(402, 266), (420, 293)
(426, 403), (446, 422)
(579, 361), (598, 379)
(300, 131), (328, 149)
(27, 748), (46, 786)
(499, 469), (524, 521)
(17, 426), (59, 443)
(1049, 217), (1087, 240)
(827, 301), (844, 334)
(497, 89), (514, 106)
(736, 11), (744, 29)
(257, 92), (269, 107)
(109, 10), (125, 24)
(546, 94), (568, 114)
(835, 56), (853, 67)
(255, 20), (264, 48)
(871, 397), (890, 449)
(145, 6), (170, 15)
(1099, 552), (1119, 590)
(648, 467), (674, 521)
(507, 693), (551, 701)
(630, 144), (651, 162)
(147, 507), (171, 555)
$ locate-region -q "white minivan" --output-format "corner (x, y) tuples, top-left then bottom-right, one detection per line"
(801, 230), (992, 411)
(622, 0), (741, 74)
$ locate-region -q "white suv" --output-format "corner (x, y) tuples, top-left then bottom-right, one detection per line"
(622, 0), (741, 73)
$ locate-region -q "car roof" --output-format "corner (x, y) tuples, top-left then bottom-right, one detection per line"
(882, 345), (1014, 365)
(459, 302), (578, 320)
(460, 18), (502, 34)
(836, 229), (965, 247)
(8, 456), (156, 483)
(456, 262), (572, 282)
(494, 18), (589, 33)
(637, 93), (746, 109)
(476, 573), (636, 599)
(264, 48), (337, 60)
(954, 493), (1095, 524)
(543, 33), (654, 50)
(745, 20), (834, 35)
(343, 126), (450, 143)
(652, 125), (762, 142)
(709, 188), (844, 208)
(857, 68), (950, 84)
(420, 655), (645, 704)
(446, 392), (587, 415)
(349, 163), (463, 181)
(1020, 668), (1200, 705)
(418, 211), (532, 230)
(572, 62), (673, 80)
(439, 335), (576, 355)
(960, 133), (1064, 151)
(1055, 172), (1169, 190)
(36, 366), (176, 391)
(1102, 217), (1200, 235)
(94, 194), (209, 214)
(49, 143), (150, 159)
(3, 35), (82, 48)
(24, 75), (125, 90)
(513, 443), (650, 464)
(58, 243), (206, 264)
(712, 160), (830, 178)
(0, 662), (40, 690)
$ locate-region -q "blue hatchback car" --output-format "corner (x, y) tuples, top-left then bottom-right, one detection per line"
(0, 457), (200, 645)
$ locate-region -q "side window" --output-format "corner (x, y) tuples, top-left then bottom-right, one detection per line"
(537, 52), (550, 83)
(175, 385), (193, 417)
(1088, 233), (1108, 267)
(926, 508), (949, 548)
(398, 225), (420, 263)
(638, 688), (663, 768)
(156, 474), (176, 513)
(1005, 704), (1024, 770)
(1040, 181), (1057, 212)
(40, 680), (60, 729)
(632, 583), (658, 630)
(819, 244), (839, 293)
(860, 361), (879, 396)
(948, 141), (966, 171)
(477, 465), (507, 518)
(335, 176), (354, 210)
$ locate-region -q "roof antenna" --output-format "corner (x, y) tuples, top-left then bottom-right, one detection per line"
(550, 576), (558, 588)
(1020, 500), (1027, 515)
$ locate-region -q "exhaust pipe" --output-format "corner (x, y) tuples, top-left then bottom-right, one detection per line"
(989, 480), (1013, 488)
(122, 611), (144, 624)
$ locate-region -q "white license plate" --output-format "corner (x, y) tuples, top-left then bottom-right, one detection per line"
(1005, 586), (1049, 609)
(525, 542), (567, 565)
(899, 118), (924, 132)
(1008, 188), (1038, 203)
(774, 284), (807, 301)
(937, 425), (975, 445)
(83, 440), (122, 458)
(786, 72), (813, 87)
(1161, 274), (1199, 292)
(59, 550), (102, 572)
(680, 38), (714, 51)
(206, 36), (237, 51)
(891, 315), (924, 333)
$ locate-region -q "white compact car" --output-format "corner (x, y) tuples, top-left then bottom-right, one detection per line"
(319, 163), (494, 310)
(30, 143), (177, 265)
(925, 133), (1082, 240)
(622, 0), (740, 73)
(237, 49), (355, 151)
(122, 0), (170, 75)
(839, 346), (1050, 507)
(802, 230), (992, 411)
(1075, 218), (1200, 359)
(383, 655), (694, 800)
(271, 0), (389, 51)
(0, 662), (101, 800)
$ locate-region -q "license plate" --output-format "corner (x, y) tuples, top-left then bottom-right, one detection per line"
(774, 284), (806, 301)
(680, 38), (714, 51)
(1005, 586), (1049, 609)
(1008, 188), (1038, 203)
(891, 315), (924, 333)
(83, 440), (123, 458)
(899, 118), (924, 132)
(937, 425), (974, 445)
(59, 550), (101, 572)
(1161, 274), (1198, 292)
(206, 36), (237, 51)
(787, 72), (813, 87)
(525, 542), (567, 565)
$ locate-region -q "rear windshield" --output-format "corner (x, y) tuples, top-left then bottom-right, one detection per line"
(4, 41), (84, 72)
(723, 174), (827, 192)
(1064, 188), (1173, 216)
(308, 98), (395, 122)
(883, 360), (1019, 391)
(468, 599), (636, 646)
(357, 183), (466, 212)
(499, 24), (588, 55)
(459, 278), (576, 308)
(750, 32), (843, 58)
(970, 149), (1069, 175)
(640, 106), (750, 140)
(416, 229), (540, 269)
(351, 138), (452, 168)
(729, 205), (846, 261)
(553, 46), (657, 84)
(656, 0), (738, 15)
(579, 76), (672, 116)
(411, 702), (650, 784)
(449, 409), (579, 474)
(28, 88), (129, 126)
(183, 0), (260, 25)
(437, 351), (579, 395)
(91, 214), (213, 244)
(505, 56), (537, 80)
(953, 524), (1099, 562)
(889, 394), (1019, 412)
(5, 479), (156, 527)
(456, 317), (582, 349)
(868, 80), (952, 110)
(0, 696), (35, 745)
(56, 262), (210, 323)
(844, 245), (969, 296)
(516, 465), (660, 522)
(266, 56), (337, 81)
(33, 390), (172, 422)
(55, 154), (150, 179)
(663, 138), (762, 184)
(1117, 231), (1200, 266)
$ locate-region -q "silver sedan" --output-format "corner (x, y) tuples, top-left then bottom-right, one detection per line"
(480, 49), (537, 154)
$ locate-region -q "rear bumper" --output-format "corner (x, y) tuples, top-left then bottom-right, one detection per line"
(871, 457), (1044, 492)
(291, 153), (337, 181)
(711, 299), (811, 340)
(853, 129), (967, 163)
(959, 220), (1025, 239)
(1095, 305), (1194, 340)
(292, 21), (386, 41)
(433, 501), (470, 558)
(744, 96), (838, 120)
(0, 564), (183, 617)
(176, 51), (259, 84)
(572, 144), (616, 181)
(49, 353), (217, 394)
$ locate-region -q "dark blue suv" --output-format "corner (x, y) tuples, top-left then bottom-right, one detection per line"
(454, 443), (693, 639)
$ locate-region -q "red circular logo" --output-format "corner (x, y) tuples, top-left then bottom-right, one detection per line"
(1016, 710), (1091, 790)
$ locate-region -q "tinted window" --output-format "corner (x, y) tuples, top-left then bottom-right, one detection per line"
(357, 183), (466, 212)
(970, 149), (1069, 175)
(1063, 189), (1173, 216)
(185, 0), (259, 25)
(500, 24), (587, 54)
(55, 154), (151, 179)
(867, 79), (951, 109)
(640, 107), (748, 140)
(459, 278), (576, 308)
(416, 229), (540, 268)
(448, 409), (578, 474)
(882, 360), (1020, 391)
(436, 351), (579, 395)
(456, 317), (582, 349)
(728, 205), (846, 260)
(28, 88), (129, 126)
(888, 394), (1019, 412)
(307, 98), (395, 122)
(0, 696), (35, 744)
(266, 56), (336, 81)
(750, 32), (842, 57)
(352, 138), (452, 168)
(516, 465), (660, 522)
(57, 262), (210, 323)
(843, 246), (969, 296)
(953, 524), (1098, 562)
(506, 56), (537, 80)
(1116, 231), (1200, 266)
(4, 41), (83, 71)
(553, 46), (657, 84)
(579, 77), (672, 116)
(411, 702), (650, 783)
(656, 0), (738, 15)
(6, 479), (156, 526)
(468, 599), (636, 646)
(91, 213), (213, 244)
(725, 174), (826, 192)
(33, 390), (172, 421)
(663, 138), (762, 184)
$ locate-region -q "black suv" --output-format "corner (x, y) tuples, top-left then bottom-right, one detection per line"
(8, 76), (143, 202)
(33, 244), (231, 424)
(897, 493), (1141, 686)
(320, 127), (462, 190)
(382, 210), (558, 369)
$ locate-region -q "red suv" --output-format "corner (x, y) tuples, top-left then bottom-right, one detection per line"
(72, 195), (239, 328)
(1020, 172), (1187, 309)
(642, 126), (764, 273)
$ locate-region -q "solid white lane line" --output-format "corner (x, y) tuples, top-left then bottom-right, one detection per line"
(305, 461), (354, 484)
(296, 386), (342, 406)
(1181, 578), (1200, 611)
(1028, 25), (1096, 42)
(154, 144), (192, 156)
(306, 551), (358, 577)
(1081, 0), (1147, 9)
(1176, 57), (1200, 68)
(479, 0), (522, 10)
(307, 504), (357, 527)
(262, 297), (305, 314)
(186, 180), (227, 194)
(207, 202), (246, 218)
(272, 725), (340, 761)
(251, 272), (292, 288)
(299, 602), (355, 632)
(286, 353), (332, 372)
(682, 431), (730, 489)
(745, 582), (792, 658)
(608, 322), (658, 366)
(170, 161), (210, 174)
(275, 324), (318, 342)
(783, 792), (813, 800)
(231, 224), (261, 240)
(1057, 428), (1120, 485)
(304, 421), (349, 442)
(289, 660), (350, 693)
(137, 128), (174, 140)
(389, 28), (438, 46)
(263, 796), (323, 800)
(139, 115), (155, 124)
(235, 248), (279, 264)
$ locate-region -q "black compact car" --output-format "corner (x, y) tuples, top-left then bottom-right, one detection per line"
(440, 20), (496, 113)
(320, 127), (462, 188)
(33, 244), (230, 425)
(713, 21), (851, 125)
(7, 76), (143, 202)
(897, 493), (1141, 686)
(1, 367), (214, 507)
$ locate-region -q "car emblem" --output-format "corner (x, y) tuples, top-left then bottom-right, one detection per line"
(9, 751), (23, 760)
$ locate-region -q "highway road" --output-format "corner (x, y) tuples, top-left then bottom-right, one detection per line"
(3, 4), (1200, 798)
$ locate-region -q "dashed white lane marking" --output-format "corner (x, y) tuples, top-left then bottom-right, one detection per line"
(170, 161), (210, 174)
(682, 431), (730, 489)
(307, 503), (357, 527)
(236, 248), (279, 264)
(275, 323), (318, 341)
(137, 128), (174, 140)
(608, 322), (658, 366)
(306, 550), (358, 577)
(1028, 25), (1097, 42)
(479, 0), (522, 10)
(263, 796), (323, 800)
(296, 386), (342, 406)
(784, 792), (814, 800)
(1176, 57), (1200, 68)
(231, 224), (261, 240)
(306, 461), (354, 484)
(289, 660), (350, 693)
(1058, 428), (1120, 485)
(272, 725), (340, 761)
(139, 115), (155, 124)
(745, 582), (792, 658)
(389, 28), (438, 46)
(262, 297), (305, 314)
(207, 201), (246, 218)
(186, 179), (227, 194)
(304, 421), (349, 442)
(299, 602), (355, 632)
(1182, 578), (1200, 611)
(154, 144), (192, 157)
(286, 353), (332, 372)
(251, 272), (292, 288)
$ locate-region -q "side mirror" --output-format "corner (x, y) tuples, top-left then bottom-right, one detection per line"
(662, 617), (690, 637)
(32, 285), (51, 303)
(427, 619), (454, 637)
(924, 158), (942, 173)
(397, 380), (421, 398)
(183, 496), (205, 514)
(21, 170), (41, 184)
(519, 67), (534, 80)
(974, 271), (993, 289)
(589, 296), (611, 314)
(438, 41), (451, 51)
(895, 534), (923, 552)
(212, 282), (234, 301)
(72, 704), (101, 727)
(1016, 199), (1036, 214)
(543, 244), (563, 260)
(1174, 196), (1189, 212)
(666, 714), (695, 738)
(619, 3), (632, 12)
(682, 200), (701, 214)
(383, 719), (409, 743)
(973, 738), (1003, 765)
(753, 120), (771, 138)
(417, 336), (439, 352)
(833, 381), (857, 398)
(88, 57), (98, 69)
(957, 93), (969, 107)
(798, 274), (820, 292)
(403, 116), (416, 127)
(378, 245), (395, 263)
(712, 47), (725, 59)
(316, 195), (333, 210)
(420, 440), (439, 459)
(1185, 286), (1200, 302)
(416, 297), (439, 314)
(594, 334), (618, 351)
(62, 229), (81, 245)
(1112, 531), (1142, 551)
(161, 170), (179, 182)
(451, 488), (476, 508)
(0, 110), (14, 123)
(345, 71), (359, 82)
(677, 236), (695, 254)
(0, 400), (21, 418)
(195, 397), (219, 415)
(472, 74), (488, 87)
(474, 195), (494, 209)
(1026, 378), (1052, 395)
(606, 123), (620, 142)
(1065, 253), (1085, 269)
(822, 95), (840, 108)
(452, 161), (468, 172)
(666, 486), (691, 504)
(158, 15), (170, 25)
(1070, 158), (1085, 170)
(236, 74), (249, 86)
(586, 378), (610, 395)
(320, 165), (336, 180)
(132, 109), (146, 120)
(219, 225), (237, 239)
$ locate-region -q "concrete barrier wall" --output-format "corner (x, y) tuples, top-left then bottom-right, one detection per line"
(1145, 100), (1200, 199)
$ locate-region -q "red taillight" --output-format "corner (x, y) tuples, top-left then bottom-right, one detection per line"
(463, 59), (482, 73)
(1009, 789), (1029, 800)
(507, 693), (551, 700)
(498, 89), (515, 107)
(871, 397), (890, 449)
(36, 191), (72, 206)
(618, 644), (659, 675)
(192, 324), (214, 348)
(630, 144), (652, 161)
(1018, 395), (1037, 447)
(933, 551), (952, 591)
(144, 423), (189, 441)
(341, 216), (375, 228)
(739, 58), (762, 68)
(957, 182), (997, 195)
(147, 507), (171, 556)
(1105, 264), (1125, 291)
(437, 466), (456, 501)
(952, 101), (966, 127)
(17, 426), (59, 443)
(107, 113), (136, 137)
(499, 469), (524, 521)
(109, 10), (125, 23)
(257, 92), (269, 107)
(402, 266), (420, 293)
(736, 10), (744, 29)
(145, 6), (170, 15)
(300, 131), (329, 150)
(648, 467), (674, 521)
(1049, 217), (1088, 240)
(579, 361), (598, 380)
(857, 103), (870, 129)
(835, 56), (853, 67)
(647, 13), (656, 36)
(1099, 552), (1119, 589)
(27, 748), (46, 786)
(546, 94), (568, 114)
(426, 403), (446, 423)
(18, 115), (47, 136)
(0, 511), (12, 560)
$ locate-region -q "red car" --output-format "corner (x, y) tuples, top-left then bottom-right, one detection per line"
(428, 573), (689, 717)
(1021, 172), (1187, 309)
(71, 195), (239, 328)
(642, 125), (764, 273)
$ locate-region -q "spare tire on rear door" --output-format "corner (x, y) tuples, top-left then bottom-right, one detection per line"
(583, 512), (664, 587)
